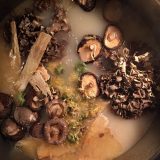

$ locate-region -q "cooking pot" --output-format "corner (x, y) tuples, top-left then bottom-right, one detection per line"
(0, 0), (160, 160)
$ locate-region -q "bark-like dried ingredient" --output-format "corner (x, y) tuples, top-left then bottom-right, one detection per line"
(14, 1), (69, 63)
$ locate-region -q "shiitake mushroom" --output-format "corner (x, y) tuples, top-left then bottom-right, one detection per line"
(1, 119), (25, 141)
(103, 0), (123, 23)
(75, 0), (96, 12)
(79, 72), (100, 99)
(77, 35), (102, 63)
(30, 123), (44, 138)
(104, 25), (123, 49)
(46, 99), (66, 119)
(0, 93), (14, 119)
(44, 118), (68, 145)
(14, 107), (39, 127)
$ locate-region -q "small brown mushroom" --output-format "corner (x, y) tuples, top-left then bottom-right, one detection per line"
(104, 25), (123, 49)
(30, 123), (44, 138)
(78, 35), (102, 63)
(103, 0), (123, 23)
(44, 118), (68, 145)
(79, 72), (100, 99)
(75, 0), (96, 12)
(0, 93), (14, 119)
(14, 107), (39, 127)
(1, 119), (25, 140)
(46, 99), (66, 119)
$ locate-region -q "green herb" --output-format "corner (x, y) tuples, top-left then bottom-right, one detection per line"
(54, 64), (64, 75)
(67, 132), (79, 143)
(16, 92), (25, 106)
(74, 62), (87, 74)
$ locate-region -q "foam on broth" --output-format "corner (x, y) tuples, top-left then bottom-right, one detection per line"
(0, 0), (157, 158)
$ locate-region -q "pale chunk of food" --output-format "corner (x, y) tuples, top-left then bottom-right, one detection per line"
(78, 114), (122, 160)
(37, 142), (79, 160)
(15, 115), (122, 160)
(104, 25), (123, 49)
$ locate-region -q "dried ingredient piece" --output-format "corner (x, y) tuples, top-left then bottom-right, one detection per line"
(25, 87), (43, 112)
(75, 0), (96, 12)
(100, 48), (154, 119)
(34, 0), (55, 11)
(30, 123), (44, 138)
(44, 118), (68, 145)
(78, 35), (102, 63)
(103, 0), (123, 23)
(0, 93), (14, 119)
(14, 107), (39, 127)
(104, 25), (123, 49)
(15, 32), (51, 92)
(10, 21), (21, 69)
(46, 99), (66, 118)
(79, 72), (100, 99)
(1, 119), (25, 141)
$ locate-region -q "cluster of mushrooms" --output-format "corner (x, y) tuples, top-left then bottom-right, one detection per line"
(0, 83), (68, 144)
(77, 24), (155, 118)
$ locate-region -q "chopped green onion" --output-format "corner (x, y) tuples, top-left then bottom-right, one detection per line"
(54, 64), (64, 75)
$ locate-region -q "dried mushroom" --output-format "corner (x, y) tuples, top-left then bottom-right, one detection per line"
(15, 2), (69, 63)
(103, 0), (123, 23)
(14, 107), (39, 127)
(30, 123), (44, 138)
(77, 35), (102, 63)
(0, 93), (14, 119)
(34, 0), (55, 11)
(100, 48), (154, 119)
(44, 118), (68, 145)
(75, 0), (96, 12)
(104, 25), (123, 49)
(1, 119), (25, 140)
(79, 72), (100, 99)
(46, 99), (66, 118)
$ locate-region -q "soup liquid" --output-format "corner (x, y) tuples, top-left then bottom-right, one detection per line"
(0, 0), (157, 157)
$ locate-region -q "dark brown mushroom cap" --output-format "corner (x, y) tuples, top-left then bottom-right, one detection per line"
(75, 0), (96, 12)
(1, 119), (25, 141)
(0, 93), (14, 119)
(77, 35), (102, 63)
(25, 88), (43, 112)
(46, 99), (66, 119)
(14, 107), (39, 127)
(79, 72), (100, 99)
(44, 118), (68, 145)
(104, 25), (123, 49)
(103, 0), (123, 23)
(33, 0), (56, 11)
(30, 123), (44, 138)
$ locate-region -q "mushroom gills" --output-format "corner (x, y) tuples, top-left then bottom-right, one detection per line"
(104, 25), (123, 49)
(78, 35), (102, 63)
(80, 72), (100, 99)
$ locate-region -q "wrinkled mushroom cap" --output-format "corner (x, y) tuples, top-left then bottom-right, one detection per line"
(46, 99), (66, 118)
(104, 25), (123, 49)
(78, 35), (102, 63)
(44, 118), (68, 145)
(1, 119), (25, 140)
(80, 72), (100, 99)
(14, 107), (38, 127)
